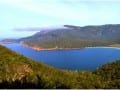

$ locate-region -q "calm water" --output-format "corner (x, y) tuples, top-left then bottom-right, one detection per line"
(2, 43), (120, 70)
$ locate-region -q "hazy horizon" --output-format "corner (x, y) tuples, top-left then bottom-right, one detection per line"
(0, 0), (120, 38)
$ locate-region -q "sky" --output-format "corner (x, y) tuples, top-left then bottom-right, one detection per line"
(0, 0), (120, 38)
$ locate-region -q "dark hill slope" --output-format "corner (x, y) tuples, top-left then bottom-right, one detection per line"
(21, 24), (120, 49)
(0, 45), (77, 88)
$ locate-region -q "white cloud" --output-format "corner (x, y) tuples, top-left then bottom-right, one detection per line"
(0, 0), (120, 26)
(1, 0), (120, 38)
(0, 0), (92, 21)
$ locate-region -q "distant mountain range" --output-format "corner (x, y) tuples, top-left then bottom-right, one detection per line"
(18, 24), (120, 49)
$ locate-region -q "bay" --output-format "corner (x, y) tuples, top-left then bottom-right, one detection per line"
(2, 43), (120, 71)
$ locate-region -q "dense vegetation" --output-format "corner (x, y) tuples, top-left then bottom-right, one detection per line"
(20, 24), (120, 49)
(0, 45), (120, 89)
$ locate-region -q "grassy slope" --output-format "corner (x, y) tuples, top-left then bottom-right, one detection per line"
(0, 45), (120, 89)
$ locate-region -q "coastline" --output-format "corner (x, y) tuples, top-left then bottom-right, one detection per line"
(20, 41), (84, 51)
(86, 46), (120, 49)
(20, 41), (120, 51)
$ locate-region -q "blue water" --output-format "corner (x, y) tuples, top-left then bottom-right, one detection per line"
(2, 43), (120, 70)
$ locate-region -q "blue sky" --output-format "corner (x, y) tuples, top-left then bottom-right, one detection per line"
(0, 0), (120, 38)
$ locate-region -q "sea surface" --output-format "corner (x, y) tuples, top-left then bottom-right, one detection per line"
(2, 43), (120, 71)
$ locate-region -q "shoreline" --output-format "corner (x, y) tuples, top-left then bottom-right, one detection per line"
(20, 41), (120, 51)
(20, 41), (85, 51)
(86, 46), (120, 49)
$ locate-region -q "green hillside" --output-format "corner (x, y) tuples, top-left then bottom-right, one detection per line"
(0, 45), (120, 89)
(21, 24), (120, 49)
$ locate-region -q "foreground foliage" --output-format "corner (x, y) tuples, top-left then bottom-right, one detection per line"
(0, 45), (120, 89)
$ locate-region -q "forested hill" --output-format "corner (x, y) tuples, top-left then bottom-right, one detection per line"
(0, 45), (120, 89)
(20, 24), (120, 49)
